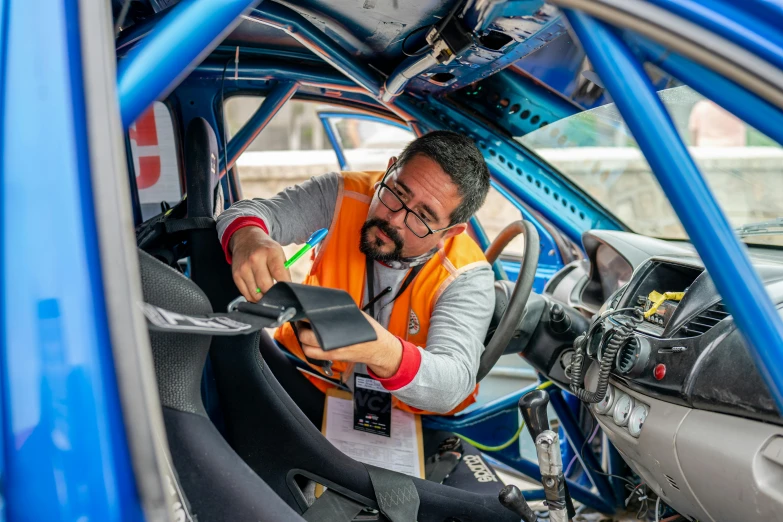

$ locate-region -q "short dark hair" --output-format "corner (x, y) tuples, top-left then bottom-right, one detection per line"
(397, 130), (490, 225)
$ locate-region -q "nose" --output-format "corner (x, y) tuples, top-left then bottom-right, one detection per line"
(386, 208), (406, 229)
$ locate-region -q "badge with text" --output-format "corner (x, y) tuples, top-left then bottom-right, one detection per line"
(353, 373), (392, 437)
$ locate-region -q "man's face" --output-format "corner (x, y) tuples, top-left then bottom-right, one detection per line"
(360, 154), (467, 262)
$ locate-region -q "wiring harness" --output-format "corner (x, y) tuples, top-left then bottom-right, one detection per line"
(569, 307), (644, 403)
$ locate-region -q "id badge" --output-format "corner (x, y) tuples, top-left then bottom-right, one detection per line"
(353, 373), (392, 437)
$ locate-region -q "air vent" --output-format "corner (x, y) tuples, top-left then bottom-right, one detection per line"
(616, 338), (639, 374)
(678, 302), (730, 338)
(664, 474), (680, 491)
(615, 336), (649, 376)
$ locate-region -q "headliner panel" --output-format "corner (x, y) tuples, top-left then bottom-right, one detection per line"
(275, 0), (453, 59)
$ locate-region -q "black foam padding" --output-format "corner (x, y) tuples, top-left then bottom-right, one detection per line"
(210, 330), (520, 522)
(163, 407), (304, 521)
(184, 117), (219, 219)
(183, 117), (239, 313)
(138, 249), (213, 415)
(189, 225), (238, 313)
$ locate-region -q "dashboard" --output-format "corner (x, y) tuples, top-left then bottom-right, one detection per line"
(531, 230), (783, 522)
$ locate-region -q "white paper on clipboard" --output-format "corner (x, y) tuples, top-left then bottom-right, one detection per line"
(322, 390), (424, 479)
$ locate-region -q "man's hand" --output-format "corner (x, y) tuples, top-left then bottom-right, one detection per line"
(230, 226), (291, 302)
(297, 312), (403, 378)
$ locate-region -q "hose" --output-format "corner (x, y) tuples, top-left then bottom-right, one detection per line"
(458, 422), (525, 452)
(570, 308), (643, 403)
(456, 381), (553, 451)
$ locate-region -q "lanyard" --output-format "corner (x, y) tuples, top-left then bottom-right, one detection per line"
(363, 256), (423, 320)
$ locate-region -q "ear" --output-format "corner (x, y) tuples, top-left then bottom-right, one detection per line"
(387, 156), (397, 170)
(442, 223), (467, 240)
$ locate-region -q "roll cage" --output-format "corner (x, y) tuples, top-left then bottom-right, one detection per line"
(1, 0), (782, 519)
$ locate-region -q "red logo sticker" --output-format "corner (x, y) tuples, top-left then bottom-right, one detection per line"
(129, 107), (161, 189)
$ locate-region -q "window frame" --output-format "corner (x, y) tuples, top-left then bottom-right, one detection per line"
(125, 99), (185, 224)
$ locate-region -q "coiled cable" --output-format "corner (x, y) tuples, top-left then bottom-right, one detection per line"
(570, 307), (644, 403)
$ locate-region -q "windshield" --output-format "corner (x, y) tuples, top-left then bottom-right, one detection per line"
(517, 86), (783, 246)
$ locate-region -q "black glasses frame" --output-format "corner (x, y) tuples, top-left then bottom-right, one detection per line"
(376, 163), (454, 238)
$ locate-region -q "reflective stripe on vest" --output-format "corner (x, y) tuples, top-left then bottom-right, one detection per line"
(275, 171), (490, 415)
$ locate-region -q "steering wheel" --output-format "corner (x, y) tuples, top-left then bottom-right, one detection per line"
(476, 220), (540, 382)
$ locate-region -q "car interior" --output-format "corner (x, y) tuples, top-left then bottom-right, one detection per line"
(111, 1), (783, 521)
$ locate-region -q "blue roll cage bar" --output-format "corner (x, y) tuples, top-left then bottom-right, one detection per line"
(3, 0), (783, 519)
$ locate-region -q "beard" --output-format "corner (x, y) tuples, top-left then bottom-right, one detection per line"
(360, 218), (405, 262)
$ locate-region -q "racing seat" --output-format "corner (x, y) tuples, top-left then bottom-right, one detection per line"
(209, 329), (518, 521)
(139, 249), (304, 521)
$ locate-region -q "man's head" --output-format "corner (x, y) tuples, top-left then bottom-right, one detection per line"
(360, 131), (490, 262)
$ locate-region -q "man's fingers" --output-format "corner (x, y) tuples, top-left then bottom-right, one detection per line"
(297, 325), (319, 347)
(302, 344), (329, 360)
(241, 269), (261, 302)
(228, 231), (291, 299)
(251, 261), (275, 297)
(269, 254), (292, 285)
(233, 272), (252, 301)
(233, 265), (256, 301)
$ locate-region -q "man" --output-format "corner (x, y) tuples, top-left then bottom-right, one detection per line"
(217, 131), (494, 417)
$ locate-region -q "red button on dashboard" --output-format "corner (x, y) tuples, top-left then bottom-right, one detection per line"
(653, 363), (666, 380)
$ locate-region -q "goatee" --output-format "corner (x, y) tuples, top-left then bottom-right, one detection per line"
(360, 218), (405, 262)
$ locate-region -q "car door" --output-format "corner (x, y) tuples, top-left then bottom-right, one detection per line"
(1, 0), (169, 519)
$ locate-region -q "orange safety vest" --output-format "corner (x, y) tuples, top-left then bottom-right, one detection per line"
(275, 171), (490, 415)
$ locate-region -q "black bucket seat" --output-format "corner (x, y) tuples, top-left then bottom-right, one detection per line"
(209, 330), (518, 521)
(139, 249), (304, 521)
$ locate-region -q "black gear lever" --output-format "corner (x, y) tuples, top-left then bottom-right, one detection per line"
(518, 389), (550, 440)
(498, 485), (537, 522)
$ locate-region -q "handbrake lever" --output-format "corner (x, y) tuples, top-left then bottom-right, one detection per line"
(519, 389), (573, 522)
(498, 485), (537, 522)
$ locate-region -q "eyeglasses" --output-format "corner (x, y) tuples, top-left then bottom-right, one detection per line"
(375, 163), (454, 238)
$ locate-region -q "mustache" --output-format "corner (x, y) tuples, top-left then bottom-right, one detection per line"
(364, 218), (404, 249)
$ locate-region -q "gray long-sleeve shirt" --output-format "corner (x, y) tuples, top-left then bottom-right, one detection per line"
(217, 172), (495, 413)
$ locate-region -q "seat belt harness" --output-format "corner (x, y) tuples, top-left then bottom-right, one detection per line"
(140, 282), (377, 351)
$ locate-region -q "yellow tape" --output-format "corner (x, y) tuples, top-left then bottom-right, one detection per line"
(644, 290), (685, 318)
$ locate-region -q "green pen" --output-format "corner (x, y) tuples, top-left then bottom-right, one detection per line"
(256, 228), (329, 293)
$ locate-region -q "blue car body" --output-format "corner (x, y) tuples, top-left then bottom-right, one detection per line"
(1, 0), (782, 519)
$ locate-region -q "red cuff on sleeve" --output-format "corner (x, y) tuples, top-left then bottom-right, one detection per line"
(221, 216), (268, 264)
(367, 338), (422, 391)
